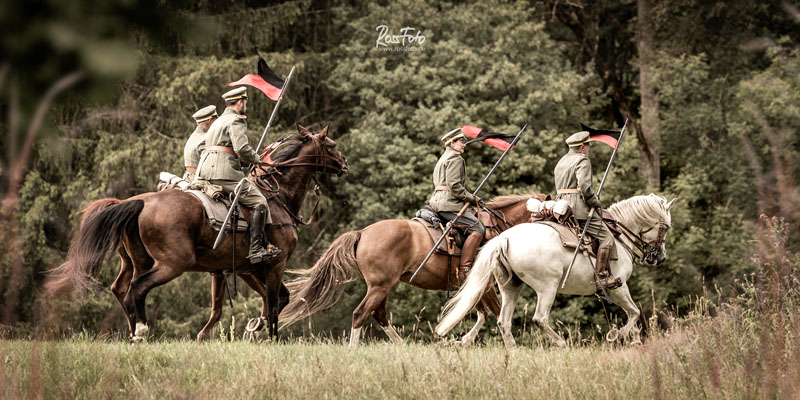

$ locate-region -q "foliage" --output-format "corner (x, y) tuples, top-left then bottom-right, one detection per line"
(1, 0), (799, 343)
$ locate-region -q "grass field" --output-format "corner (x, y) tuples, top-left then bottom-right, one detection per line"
(4, 317), (794, 400)
(2, 338), (663, 399)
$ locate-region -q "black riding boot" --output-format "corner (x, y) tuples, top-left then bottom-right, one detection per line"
(458, 232), (483, 286)
(247, 205), (280, 265)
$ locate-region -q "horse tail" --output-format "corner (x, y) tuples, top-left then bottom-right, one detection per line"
(436, 236), (510, 336)
(279, 230), (362, 328)
(79, 198), (122, 227)
(44, 200), (144, 296)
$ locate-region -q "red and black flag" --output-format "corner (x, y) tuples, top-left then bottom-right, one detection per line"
(582, 123), (621, 149)
(228, 56), (286, 101)
(461, 125), (516, 151)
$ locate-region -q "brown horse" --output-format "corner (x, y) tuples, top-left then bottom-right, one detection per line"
(45, 125), (349, 341)
(280, 193), (547, 346)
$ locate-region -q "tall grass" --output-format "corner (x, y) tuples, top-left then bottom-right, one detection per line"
(643, 215), (800, 398)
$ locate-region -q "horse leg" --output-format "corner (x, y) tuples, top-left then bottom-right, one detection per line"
(126, 265), (182, 342)
(496, 278), (523, 348)
(239, 273), (269, 319)
(459, 307), (485, 346)
(460, 286), (500, 345)
(196, 274), (227, 342)
(350, 285), (392, 347)
(372, 295), (403, 344)
(263, 264), (285, 341)
(608, 284), (642, 345)
(111, 249), (135, 337)
(531, 286), (566, 347)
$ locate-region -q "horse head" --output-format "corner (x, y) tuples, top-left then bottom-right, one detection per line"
(296, 124), (349, 176)
(608, 194), (678, 266)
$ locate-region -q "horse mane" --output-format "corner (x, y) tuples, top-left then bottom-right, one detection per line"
(486, 192), (548, 209)
(270, 138), (305, 162)
(607, 194), (671, 228)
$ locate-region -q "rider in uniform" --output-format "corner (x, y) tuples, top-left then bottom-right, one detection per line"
(429, 128), (485, 286)
(554, 130), (616, 288)
(195, 87), (280, 265)
(183, 105), (217, 182)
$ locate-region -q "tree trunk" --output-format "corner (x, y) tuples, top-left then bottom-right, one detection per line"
(636, 0), (661, 190)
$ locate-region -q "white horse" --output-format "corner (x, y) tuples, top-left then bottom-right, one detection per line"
(436, 194), (677, 347)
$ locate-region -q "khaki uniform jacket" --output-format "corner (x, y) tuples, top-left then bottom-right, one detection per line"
(196, 108), (259, 182)
(554, 148), (601, 220)
(429, 148), (478, 213)
(182, 125), (207, 181)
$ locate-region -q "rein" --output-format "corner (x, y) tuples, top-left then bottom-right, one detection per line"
(251, 136), (345, 227)
(479, 206), (513, 235)
(615, 219), (669, 265)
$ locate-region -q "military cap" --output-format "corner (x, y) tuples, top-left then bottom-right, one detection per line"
(566, 131), (590, 147)
(222, 86), (248, 101)
(441, 128), (466, 146)
(192, 105), (218, 123)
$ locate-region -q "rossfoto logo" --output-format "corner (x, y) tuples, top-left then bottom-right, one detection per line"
(375, 25), (426, 52)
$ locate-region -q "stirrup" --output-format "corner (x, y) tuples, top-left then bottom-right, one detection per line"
(457, 267), (470, 286)
(595, 276), (622, 291)
(247, 248), (270, 264)
(265, 243), (281, 258)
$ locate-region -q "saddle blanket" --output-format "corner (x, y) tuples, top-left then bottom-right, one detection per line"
(412, 218), (463, 257)
(157, 172), (248, 232)
(186, 190), (248, 233)
(535, 221), (617, 260)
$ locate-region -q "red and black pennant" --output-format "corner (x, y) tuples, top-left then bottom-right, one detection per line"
(228, 56), (286, 101)
(461, 125), (516, 151)
(581, 123), (621, 149)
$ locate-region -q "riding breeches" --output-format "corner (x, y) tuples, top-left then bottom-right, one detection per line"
(213, 179), (267, 208)
(438, 211), (485, 237)
(580, 216), (615, 248)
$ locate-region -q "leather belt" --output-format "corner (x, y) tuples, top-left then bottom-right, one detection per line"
(207, 145), (236, 155)
(557, 188), (581, 194)
(185, 167), (197, 173)
(434, 185), (449, 191)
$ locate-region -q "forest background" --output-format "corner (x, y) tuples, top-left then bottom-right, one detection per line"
(1, 0), (799, 341)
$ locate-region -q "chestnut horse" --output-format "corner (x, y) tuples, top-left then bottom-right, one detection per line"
(279, 193), (547, 346)
(45, 125), (349, 341)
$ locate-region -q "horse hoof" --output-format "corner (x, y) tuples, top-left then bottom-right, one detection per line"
(135, 322), (149, 338)
(130, 335), (146, 343)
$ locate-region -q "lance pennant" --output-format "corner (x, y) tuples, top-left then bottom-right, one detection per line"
(461, 125), (517, 151)
(581, 123), (621, 149)
(228, 56), (286, 101)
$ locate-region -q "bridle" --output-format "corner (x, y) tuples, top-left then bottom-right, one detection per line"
(256, 135), (347, 176)
(250, 135), (348, 226)
(616, 219), (670, 265)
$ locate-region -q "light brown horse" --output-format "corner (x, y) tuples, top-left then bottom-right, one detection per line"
(280, 193), (547, 346)
(45, 125), (349, 341)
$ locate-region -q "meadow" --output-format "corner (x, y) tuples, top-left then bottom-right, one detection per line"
(1, 298), (797, 400)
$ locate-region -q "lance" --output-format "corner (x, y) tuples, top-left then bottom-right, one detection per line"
(213, 66), (297, 250)
(560, 119), (628, 294)
(409, 124), (528, 283)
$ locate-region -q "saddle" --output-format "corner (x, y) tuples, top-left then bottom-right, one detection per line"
(413, 206), (465, 256)
(157, 172), (249, 232)
(527, 198), (619, 259)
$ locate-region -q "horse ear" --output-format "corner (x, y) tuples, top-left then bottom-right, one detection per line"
(666, 197), (679, 210)
(296, 124), (310, 136)
(318, 125), (329, 139)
